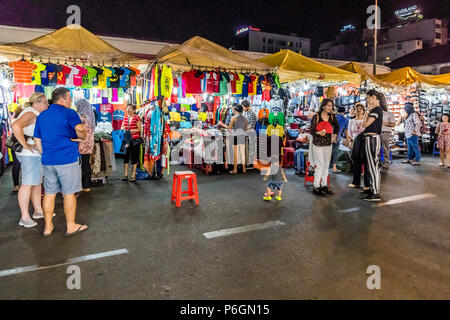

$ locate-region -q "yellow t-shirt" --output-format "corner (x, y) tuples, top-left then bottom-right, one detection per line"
(160, 65), (173, 99)
(198, 112), (207, 122)
(97, 67), (112, 89)
(31, 62), (46, 85)
(235, 73), (245, 95)
(170, 112), (181, 122)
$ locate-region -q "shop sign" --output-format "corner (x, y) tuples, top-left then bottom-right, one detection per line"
(235, 26), (261, 36)
(340, 24), (355, 32)
(394, 5), (423, 21)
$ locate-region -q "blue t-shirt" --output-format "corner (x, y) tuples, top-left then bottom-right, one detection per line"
(34, 104), (82, 165)
(337, 114), (349, 140)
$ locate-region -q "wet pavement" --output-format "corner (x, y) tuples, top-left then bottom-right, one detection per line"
(0, 155), (449, 299)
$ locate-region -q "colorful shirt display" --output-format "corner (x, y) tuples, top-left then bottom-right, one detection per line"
(9, 60), (37, 84)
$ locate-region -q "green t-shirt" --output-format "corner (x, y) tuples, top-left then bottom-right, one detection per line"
(81, 66), (97, 89)
(268, 112), (285, 127)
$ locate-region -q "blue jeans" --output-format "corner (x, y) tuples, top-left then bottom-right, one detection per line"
(407, 135), (421, 162)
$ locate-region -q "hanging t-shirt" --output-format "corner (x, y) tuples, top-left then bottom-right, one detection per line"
(30, 62), (46, 85)
(180, 111), (191, 122)
(106, 68), (116, 87)
(160, 65), (173, 98)
(257, 75), (265, 95)
(98, 67), (112, 89)
(9, 60), (37, 84)
(56, 65), (72, 85)
(72, 66), (87, 87)
(235, 74), (245, 95)
(92, 67), (103, 88)
(129, 67), (140, 87)
(169, 111), (181, 122)
(248, 75), (257, 96)
(182, 70), (205, 94)
(65, 66), (79, 87)
(240, 75), (250, 98)
(81, 67), (97, 89)
(40, 64), (49, 86)
(229, 73), (238, 94)
(108, 68), (122, 88)
(216, 72), (229, 96)
(119, 68), (131, 88)
(206, 71), (220, 94)
(46, 63), (58, 86)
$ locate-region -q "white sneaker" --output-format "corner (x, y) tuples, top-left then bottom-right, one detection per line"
(19, 218), (37, 228)
(32, 212), (56, 219)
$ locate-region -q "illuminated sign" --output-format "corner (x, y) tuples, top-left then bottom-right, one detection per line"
(395, 5), (423, 21)
(340, 24), (355, 32)
(235, 26), (261, 36)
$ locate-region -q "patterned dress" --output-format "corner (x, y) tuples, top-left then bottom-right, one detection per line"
(437, 122), (450, 151)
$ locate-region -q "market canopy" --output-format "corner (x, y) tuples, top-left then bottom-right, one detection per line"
(155, 36), (273, 72)
(0, 24), (149, 65)
(339, 62), (395, 88)
(258, 49), (361, 84)
(375, 67), (450, 87)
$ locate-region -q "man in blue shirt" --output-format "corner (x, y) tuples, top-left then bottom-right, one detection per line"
(331, 107), (349, 173)
(34, 87), (88, 237)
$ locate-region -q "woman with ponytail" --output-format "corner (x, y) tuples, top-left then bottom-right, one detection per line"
(11, 92), (49, 228)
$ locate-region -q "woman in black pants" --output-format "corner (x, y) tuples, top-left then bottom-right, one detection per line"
(75, 99), (95, 192)
(121, 105), (142, 182)
(11, 149), (21, 192)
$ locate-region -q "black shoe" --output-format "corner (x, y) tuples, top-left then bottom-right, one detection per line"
(362, 194), (381, 202)
(321, 186), (333, 195)
(360, 189), (371, 195)
(313, 188), (326, 197)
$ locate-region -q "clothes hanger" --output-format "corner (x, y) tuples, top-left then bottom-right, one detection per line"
(21, 55), (25, 62)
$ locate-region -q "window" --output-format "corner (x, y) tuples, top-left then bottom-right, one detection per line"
(288, 42), (293, 47)
(268, 39), (274, 44)
(436, 33), (442, 39)
(277, 40), (287, 46)
(298, 42), (302, 49)
(263, 37), (266, 43)
(436, 23), (442, 29)
(397, 43), (402, 50)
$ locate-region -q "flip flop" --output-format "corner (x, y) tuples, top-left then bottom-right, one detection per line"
(64, 225), (89, 237)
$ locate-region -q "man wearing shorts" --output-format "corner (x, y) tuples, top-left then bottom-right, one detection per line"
(34, 87), (88, 237)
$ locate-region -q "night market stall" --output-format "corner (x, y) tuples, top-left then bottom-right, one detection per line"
(134, 36), (286, 176)
(0, 24), (149, 183)
(258, 50), (362, 173)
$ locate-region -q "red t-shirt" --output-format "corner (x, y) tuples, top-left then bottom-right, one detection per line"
(230, 73), (239, 94)
(206, 71), (220, 93)
(57, 65), (72, 85)
(122, 115), (141, 139)
(248, 75), (257, 95)
(182, 70), (205, 94)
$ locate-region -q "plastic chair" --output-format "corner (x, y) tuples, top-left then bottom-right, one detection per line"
(172, 171), (200, 208)
(304, 161), (330, 187)
(433, 141), (440, 156)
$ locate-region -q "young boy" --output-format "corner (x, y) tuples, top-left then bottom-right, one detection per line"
(263, 156), (288, 201)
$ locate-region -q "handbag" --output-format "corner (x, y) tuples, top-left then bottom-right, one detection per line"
(6, 134), (31, 153)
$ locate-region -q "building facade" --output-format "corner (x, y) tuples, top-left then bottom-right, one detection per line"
(233, 27), (311, 57)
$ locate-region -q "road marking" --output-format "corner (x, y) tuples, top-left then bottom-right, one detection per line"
(203, 221), (285, 239)
(339, 194), (436, 213)
(0, 249), (128, 278)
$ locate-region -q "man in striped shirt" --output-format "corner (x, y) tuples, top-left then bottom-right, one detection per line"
(242, 100), (257, 129)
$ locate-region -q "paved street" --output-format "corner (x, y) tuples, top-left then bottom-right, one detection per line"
(0, 156), (449, 300)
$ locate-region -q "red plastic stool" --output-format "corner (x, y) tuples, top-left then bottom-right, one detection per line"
(172, 171), (200, 208)
(282, 147), (295, 168)
(304, 161), (330, 187)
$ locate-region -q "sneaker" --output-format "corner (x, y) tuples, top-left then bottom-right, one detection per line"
(321, 186), (333, 195)
(19, 218), (37, 228)
(313, 188), (326, 197)
(32, 212), (56, 219)
(275, 196), (282, 201)
(263, 196), (272, 201)
(360, 189), (371, 195)
(362, 194), (381, 202)
(402, 159), (411, 164)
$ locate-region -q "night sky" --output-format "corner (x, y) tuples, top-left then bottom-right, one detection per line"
(0, 0), (448, 56)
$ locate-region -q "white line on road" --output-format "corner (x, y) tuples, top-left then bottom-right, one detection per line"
(339, 193), (436, 213)
(0, 249), (128, 278)
(203, 221), (285, 239)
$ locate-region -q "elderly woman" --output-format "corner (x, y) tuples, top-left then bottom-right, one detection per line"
(11, 93), (48, 228)
(75, 99), (95, 192)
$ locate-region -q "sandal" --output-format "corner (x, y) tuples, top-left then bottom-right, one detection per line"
(229, 171), (237, 175)
(64, 225), (89, 237)
(130, 176), (137, 183)
(122, 176), (128, 181)
(348, 184), (360, 188)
